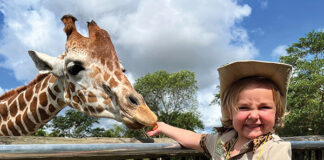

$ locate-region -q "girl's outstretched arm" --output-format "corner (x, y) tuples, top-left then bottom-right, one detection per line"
(146, 122), (203, 151)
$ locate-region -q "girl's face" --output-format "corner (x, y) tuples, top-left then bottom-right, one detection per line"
(231, 84), (276, 141)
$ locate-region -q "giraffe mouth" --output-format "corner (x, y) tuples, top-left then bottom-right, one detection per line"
(120, 104), (157, 129)
(122, 116), (145, 129)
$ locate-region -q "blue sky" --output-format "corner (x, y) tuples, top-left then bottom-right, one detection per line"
(239, 0), (324, 61)
(0, 0), (323, 131)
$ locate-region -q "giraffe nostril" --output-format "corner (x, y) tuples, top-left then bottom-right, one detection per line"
(128, 95), (139, 106)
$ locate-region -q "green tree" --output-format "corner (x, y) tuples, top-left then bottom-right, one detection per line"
(134, 70), (204, 133)
(90, 125), (126, 137)
(277, 31), (324, 136)
(32, 126), (48, 136)
(47, 109), (99, 138)
(160, 111), (204, 131)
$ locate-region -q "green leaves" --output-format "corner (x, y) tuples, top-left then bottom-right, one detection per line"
(46, 109), (99, 138)
(277, 30), (324, 136)
(134, 70), (203, 132)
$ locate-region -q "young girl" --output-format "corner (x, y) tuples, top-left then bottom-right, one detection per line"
(147, 61), (292, 160)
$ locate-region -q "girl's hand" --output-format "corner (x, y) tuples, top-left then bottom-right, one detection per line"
(146, 122), (165, 136)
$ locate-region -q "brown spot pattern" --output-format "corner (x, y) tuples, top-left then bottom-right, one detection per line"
(109, 78), (118, 88)
(8, 120), (20, 136)
(100, 59), (105, 66)
(73, 95), (80, 103)
(84, 107), (89, 114)
(103, 99), (112, 106)
(8, 97), (15, 106)
(18, 93), (26, 111)
(23, 111), (36, 132)
(1, 125), (9, 136)
(65, 90), (71, 99)
(49, 104), (56, 113)
(49, 75), (57, 83)
(100, 92), (108, 99)
(89, 66), (100, 78)
(48, 88), (56, 100)
(88, 106), (96, 113)
(35, 82), (41, 93)
(78, 91), (87, 103)
(104, 72), (110, 81)
(88, 92), (97, 103)
(9, 100), (18, 117)
(115, 71), (122, 81)
(16, 114), (28, 135)
(114, 61), (119, 70)
(39, 92), (48, 107)
(38, 108), (50, 121)
(72, 103), (81, 110)
(30, 97), (40, 123)
(69, 82), (75, 93)
(107, 61), (113, 71)
(97, 67), (102, 73)
(54, 85), (61, 93)
(97, 105), (104, 113)
(0, 103), (8, 121)
(25, 87), (34, 102)
(41, 76), (50, 91)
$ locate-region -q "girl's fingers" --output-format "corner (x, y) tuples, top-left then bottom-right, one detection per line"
(146, 130), (158, 136)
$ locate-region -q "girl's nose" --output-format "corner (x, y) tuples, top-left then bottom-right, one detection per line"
(248, 110), (259, 119)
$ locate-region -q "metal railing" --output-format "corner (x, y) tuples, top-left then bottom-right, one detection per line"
(291, 141), (324, 160)
(0, 141), (323, 160)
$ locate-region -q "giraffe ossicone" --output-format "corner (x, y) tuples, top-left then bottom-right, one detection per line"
(0, 15), (157, 136)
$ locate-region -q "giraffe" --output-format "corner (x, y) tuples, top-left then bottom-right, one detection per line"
(0, 15), (157, 136)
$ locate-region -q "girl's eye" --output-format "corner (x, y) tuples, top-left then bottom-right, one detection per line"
(238, 106), (249, 110)
(260, 106), (272, 109)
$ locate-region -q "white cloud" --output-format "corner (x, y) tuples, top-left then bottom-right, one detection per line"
(96, 118), (123, 130)
(272, 45), (288, 59)
(0, 87), (4, 95)
(197, 87), (222, 130)
(0, 0), (258, 129)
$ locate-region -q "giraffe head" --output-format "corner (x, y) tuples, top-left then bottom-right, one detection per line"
(28, 15), (157, 129)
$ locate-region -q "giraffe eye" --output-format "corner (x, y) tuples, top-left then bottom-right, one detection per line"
(67, 64), (85, 75)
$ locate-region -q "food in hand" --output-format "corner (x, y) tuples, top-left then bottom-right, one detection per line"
(153, 125), (158, 131)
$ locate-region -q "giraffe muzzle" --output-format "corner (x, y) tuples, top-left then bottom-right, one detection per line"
(121, 97), (158, 129)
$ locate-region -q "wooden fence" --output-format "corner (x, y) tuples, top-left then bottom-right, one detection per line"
(0, 136), (323, 160)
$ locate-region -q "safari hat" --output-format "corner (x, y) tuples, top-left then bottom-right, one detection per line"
(218, 60), (292, 107)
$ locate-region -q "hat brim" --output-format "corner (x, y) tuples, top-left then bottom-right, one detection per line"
(218, 60), (292, 106)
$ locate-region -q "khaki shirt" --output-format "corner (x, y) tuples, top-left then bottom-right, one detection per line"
(200, 129), (291, 160)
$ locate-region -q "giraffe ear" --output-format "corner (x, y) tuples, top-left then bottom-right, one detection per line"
(28, 50), (64, 77)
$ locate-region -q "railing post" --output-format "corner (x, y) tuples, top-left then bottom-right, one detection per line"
(315, 150), (323, 160)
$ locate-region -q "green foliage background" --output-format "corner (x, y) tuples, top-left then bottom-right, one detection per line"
(277, 31), (324, 136)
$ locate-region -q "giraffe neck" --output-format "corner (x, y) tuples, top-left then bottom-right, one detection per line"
(0, 74), (66, 136)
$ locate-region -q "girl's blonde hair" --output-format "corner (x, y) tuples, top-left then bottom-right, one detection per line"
(220, 77), (285, 129)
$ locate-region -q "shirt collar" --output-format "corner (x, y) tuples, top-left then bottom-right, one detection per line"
(219, 128), (273, 154)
